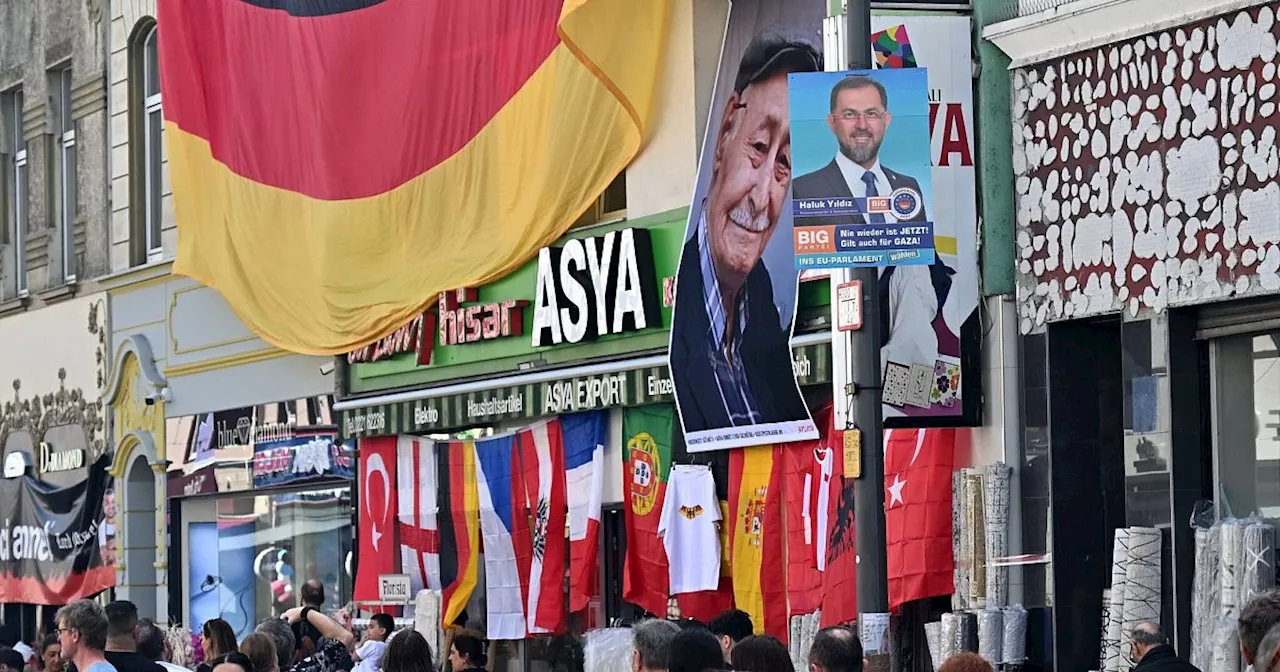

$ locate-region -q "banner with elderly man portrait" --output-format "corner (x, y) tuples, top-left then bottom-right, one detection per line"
(669, 0), (825, 452)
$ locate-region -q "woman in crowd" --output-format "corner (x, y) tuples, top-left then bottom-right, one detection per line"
(197, 621), (238, 672)
(445, 634), (485, 672)
(730, 635), (794, 672)
(38, 635), (61, 672)
(381, 630), (432, 672)
(239, 635), (278, 672)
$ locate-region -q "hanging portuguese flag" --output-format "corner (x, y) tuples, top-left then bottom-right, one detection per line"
(622, 405), (674, 617)
(156, 0), (671, 354)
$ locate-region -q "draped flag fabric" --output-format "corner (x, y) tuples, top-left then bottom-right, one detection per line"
(821, 428), (858, 628)
(622, 406), (674, 617)
(439, 441), (480, 627)
(513, 421), (567, 635)
(884, 428), (956, 612)
(783, 404), (834, 616)
(355, 437), (399, 603)
(473, 434), (530, 640)
(729, 446), (787, 640)
(563, 411), (609, 614)
(155, 0), (672, 354)
(396, 436), (441, 594)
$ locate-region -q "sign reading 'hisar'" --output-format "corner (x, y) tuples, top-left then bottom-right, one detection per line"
(532, 228), (661, 347)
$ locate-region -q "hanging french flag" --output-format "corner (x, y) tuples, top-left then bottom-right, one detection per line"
(473, 434), (529, 640)
(562, 411), (608, 613)
(514, 420), (567, 635)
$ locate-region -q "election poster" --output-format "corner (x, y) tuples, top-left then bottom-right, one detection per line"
(668, 0), (826, 452)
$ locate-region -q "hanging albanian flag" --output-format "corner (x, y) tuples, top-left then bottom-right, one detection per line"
(157, 0), (671, 354)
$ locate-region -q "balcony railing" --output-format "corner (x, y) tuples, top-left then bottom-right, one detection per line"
(987, 0), (1085, 23)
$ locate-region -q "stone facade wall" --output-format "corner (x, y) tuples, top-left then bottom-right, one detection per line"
(1013, 3), (1280, 332)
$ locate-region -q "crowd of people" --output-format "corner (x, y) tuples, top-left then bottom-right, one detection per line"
(10, 584), (1280, 672)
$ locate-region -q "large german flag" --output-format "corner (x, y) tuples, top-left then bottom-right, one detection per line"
(438, 439), (480, 627)
(157, 0), (671, 354)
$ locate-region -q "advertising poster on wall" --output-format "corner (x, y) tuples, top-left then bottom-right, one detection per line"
(790, 67), (935, 269)
(823, 14), (979, 425)
(668, 0), (826, 452)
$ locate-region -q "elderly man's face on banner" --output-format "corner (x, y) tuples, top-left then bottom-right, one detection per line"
(707, 71), (792, 291)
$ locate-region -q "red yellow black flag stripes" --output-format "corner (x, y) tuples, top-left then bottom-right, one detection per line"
(158, 0), (671, 354)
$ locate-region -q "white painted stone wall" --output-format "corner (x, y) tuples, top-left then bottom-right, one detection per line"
(1012, 3), (1280, 333)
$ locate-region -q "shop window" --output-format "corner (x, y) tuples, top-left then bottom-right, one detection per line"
(1214, 332), (1280, 520)
(572, 171), (626, 228)
(188, 487), (353, 640)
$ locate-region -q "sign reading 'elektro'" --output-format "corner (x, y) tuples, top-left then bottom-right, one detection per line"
(532, 228), (661, 347)
(789, 68), (935, 269)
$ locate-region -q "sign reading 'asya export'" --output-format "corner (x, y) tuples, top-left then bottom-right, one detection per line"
(340, 342), (832, 438)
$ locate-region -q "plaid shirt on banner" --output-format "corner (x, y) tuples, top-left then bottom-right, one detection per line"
(697, 208), (763, 427)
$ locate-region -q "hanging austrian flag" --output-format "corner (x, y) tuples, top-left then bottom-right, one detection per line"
(156, 0), (672, 354)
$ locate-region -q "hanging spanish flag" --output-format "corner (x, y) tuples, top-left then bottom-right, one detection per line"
(729, 446), (788, 640)
(438, 440), (480, 627)
(156, 0), (671, 354)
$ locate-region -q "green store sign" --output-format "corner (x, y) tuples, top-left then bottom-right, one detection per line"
(340, 341), (831, 438)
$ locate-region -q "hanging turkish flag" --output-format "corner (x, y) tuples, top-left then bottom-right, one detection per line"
(355, 436), (399, 604)
(884, 428), (955, 612)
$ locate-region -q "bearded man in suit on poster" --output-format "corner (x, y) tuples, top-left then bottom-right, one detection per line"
(792, 74), (955, 388)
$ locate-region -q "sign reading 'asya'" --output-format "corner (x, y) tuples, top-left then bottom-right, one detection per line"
(531, 227), (661, 347)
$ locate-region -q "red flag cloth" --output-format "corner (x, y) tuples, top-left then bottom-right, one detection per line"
(884, 428), (956, 612)
(821, 428), (858, 628)
(513, 420), (568, 635)
(354, 436), (399, 603)
(784, 404), (834, 616)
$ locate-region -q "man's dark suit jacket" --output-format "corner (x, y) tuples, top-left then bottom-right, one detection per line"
(670, 234), (810, 433)
(791, 159), (954, 346)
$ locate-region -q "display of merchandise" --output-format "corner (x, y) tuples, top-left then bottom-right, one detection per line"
(1120, 527), (1161, 672)
(1002, 604), (1028, 664)
(412, 590), (443, 664)
(964, 470), (987, 607)
(982, 464), (1012, 609)
(1103, 527), (1130, 672)
(657, 464), (723, 594)
(790, 612), (822, 672)
(976, 609), (1002, 665)
(924, 621), (942, 671)
(952, 471), (969, 610)
(958, 611), (978, 653)
(941, 612), (960, 662)
(1098, 591), (1111, 672)
(1242, 522), (1275, 606)
(1220, 520), (1247, 618)
(1190, 527), (1217, 671)
(1209, 617), (1239, 672)
(584, 628), (634, 672)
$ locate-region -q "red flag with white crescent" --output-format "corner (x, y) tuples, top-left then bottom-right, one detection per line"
(355, 436), (398, 603)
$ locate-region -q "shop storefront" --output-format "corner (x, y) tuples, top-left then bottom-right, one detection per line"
(0, 294), (115, 640)
(987, 1), (1280, 669)
(101, 264), (337, 626)
(164, 398), (354, 640)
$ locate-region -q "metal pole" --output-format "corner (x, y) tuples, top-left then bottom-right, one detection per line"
(844, 0), (891, 639)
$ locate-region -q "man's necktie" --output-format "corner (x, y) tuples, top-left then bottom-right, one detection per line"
(861, 171), (886, 224)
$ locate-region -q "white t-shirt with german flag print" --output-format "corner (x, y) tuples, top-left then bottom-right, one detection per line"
(657, 464), (722, 594)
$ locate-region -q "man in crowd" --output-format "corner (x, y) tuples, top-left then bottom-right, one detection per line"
(808, 626), (863, 672)
(135, 620), (187, 672)
(295, 580), (328, 662)
(666, 627), (726, 672)
(1255, 623), (1280, 672)
(631, 619), (679, 672)
(56, 600), (116, 672)
(254, 620), (295, 672)
(103, 602), (164, 672)
(1241, 589), (1280, 668)
(0, 649), (27, 672)
(708, 610), (753, 665)
(1129, 622), (1198, 672)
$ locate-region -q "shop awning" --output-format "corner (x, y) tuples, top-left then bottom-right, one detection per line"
(334, 333), (833, 438)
